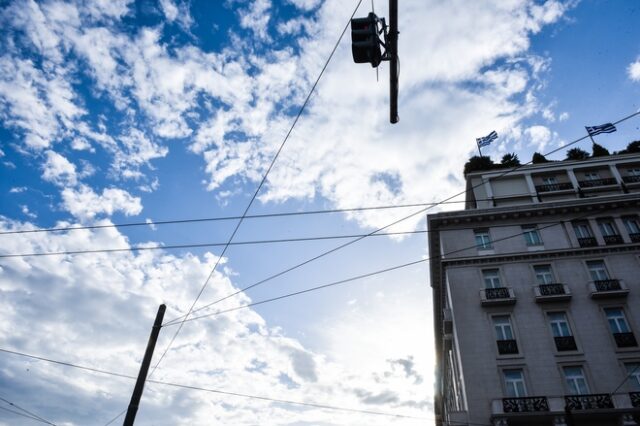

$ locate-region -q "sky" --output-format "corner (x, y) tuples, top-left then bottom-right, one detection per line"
(0, 0), (639, 425)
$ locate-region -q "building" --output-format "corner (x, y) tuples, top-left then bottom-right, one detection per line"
(428, 152), (640, 426)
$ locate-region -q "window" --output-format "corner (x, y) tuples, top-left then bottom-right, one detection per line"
(629, 168), (640, 177)
(623, 216), (640, 234)
(563, 366), (589, 395)
(522, 225), (543, 246)
(625, 363), (640, 390)
(605, 308), (631, 334)
(493, 315), (514, 340)
(573, 222), (593, 238)
(543, 176), (558, 185)
(483, 269), (502, 288)
(475, 230), (492, 250)
(587, 260), (609, 281)
(597, 219), (619, 237)
(584, 172), (600, 181)
(548, 312), (572, 337)
(534, 265), (554, 285)
(503, 369), (527, 397)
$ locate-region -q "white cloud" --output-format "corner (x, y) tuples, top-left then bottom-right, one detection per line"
(239, 0), (272, 40)
(42, 150), (78, 186)
(286, 0), (321, 10)
(9, 187), (27, 193)
(61, 185), (143, 219)
(159, 0), (193, 29)
(524, 125), (553, 151)
(0, 220), (429, 425)
(628, 58), (640, 82)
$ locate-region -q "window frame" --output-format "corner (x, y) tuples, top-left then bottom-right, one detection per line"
(474, 229), (492, 250)
(622, 216), (640, 234)
(597, 218), (619, 237)
(502, 368), (527, 398)
(586, 259), (610, 281)
(604, 307), (632, 334)
(573, 221), (593, 239)
(522, 225), (543, 246)
(562, 365), (590, 395)
(624, 362), (640, 391)
(482, 268), (502, 289)
(548, 312), (573, 337)
(533, 264), (555, 285)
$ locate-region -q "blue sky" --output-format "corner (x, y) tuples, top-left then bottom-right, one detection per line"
(0, 0), (639, 425)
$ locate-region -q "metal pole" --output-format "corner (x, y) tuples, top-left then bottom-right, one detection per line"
(123, 304), (166, 426)
(389, 0), (399, 123)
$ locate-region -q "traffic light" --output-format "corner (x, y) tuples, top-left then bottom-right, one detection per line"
(350, 12), (382, 67)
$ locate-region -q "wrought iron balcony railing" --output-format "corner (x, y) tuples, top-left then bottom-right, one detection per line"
(623, 175), (640, 184)
(539, 283), (566, 296)
(594, 279), (622, 292)
(603, 234), (623, 245)
(577, 237), (598, 247)
(578, 178), (618, 188)
(502, 396), (549, 413)
(613, 332), (638, 348)
(496, 339), (518, 355)
(554, 335), (577, 351)
(630, 392), (640, 408)
(630, 233), (640, 243)
(485, 287), (511, 300)
(535, 182), (573, 192)
(564, 394), (614, 410)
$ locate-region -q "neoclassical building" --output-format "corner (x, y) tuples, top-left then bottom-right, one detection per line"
(428, 152), (640, 425)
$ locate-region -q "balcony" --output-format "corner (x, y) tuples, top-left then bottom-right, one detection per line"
(589, 279), (629, 299)
(496, 339), (518, 355)
(631, 392), (640, 408)
(535, 182), (574, 192)
(623, 175), (640, 184)
(554, 335), (577, 351)
(564, 394), (614, 410)
(630, 233), (640, 243)
(603, 234), (623, 245)
(502, 396), (549, 413)
(613, 332), (638, 348)
(577, 237), (598, 247)
(535, 283), (571, 303)
(480, 287), (516, 306)
(578, 177), (618, 188)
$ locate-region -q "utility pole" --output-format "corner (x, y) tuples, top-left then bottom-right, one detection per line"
(123, 304), (166, 426)
(388, 0), (399, 123)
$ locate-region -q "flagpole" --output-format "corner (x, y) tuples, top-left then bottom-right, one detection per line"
(585, 127), (596, 146)
(477, 142), (483, 158)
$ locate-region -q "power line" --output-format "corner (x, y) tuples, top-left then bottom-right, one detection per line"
(164, 205), (608, 327)
(170, 109), (640, 323)
(610, 362), (640, 396)
(131, 4), (368, 426)
(0, 230), (427, 258)
(0, 396), (56, 425)
(0, 347), (428, 421)
(0, 406), (52, 425)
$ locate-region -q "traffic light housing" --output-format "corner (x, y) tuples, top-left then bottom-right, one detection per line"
(350, 13), (382, 67)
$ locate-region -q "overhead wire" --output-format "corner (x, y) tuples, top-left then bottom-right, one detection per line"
(163, 109), (640, 325)
(0, 406), (52, 425)
(0, 347), (427, 421)
(0, 396), (56, 425)
(99, 3), (367, 426)
(163, 204), (619, 326)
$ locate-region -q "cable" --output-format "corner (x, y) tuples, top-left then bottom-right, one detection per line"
(163, 202), (620, 327)
(171, 109), (640, 323)
(0, 396), (56, 425)
(0, 230), (427, 258)
(121, 4), (369, 426)
(0, 198), (490, 236)
(610, 362), (640, 396)
(0, 406), (53, 425)
(0, 348), (428, 421)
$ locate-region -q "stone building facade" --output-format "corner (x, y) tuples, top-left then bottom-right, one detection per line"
(428, 152), (640, 425)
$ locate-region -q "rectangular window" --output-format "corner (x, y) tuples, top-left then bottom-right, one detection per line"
(522, 225), (543, 246)
(482, 269), (502, 289)
(503, 369), (527, 397)
(605, 308), (631, 334)
(623, 216), (640, 234)
(573, 222), (593, 238)
(548, 312), (572, 337)
(597, 219), (619, 237)
(493, 315), (514, 341)
(587, 260), (609, 281)
(629, 168), (640, 177)
(563, 366), (589, 395)
(625, 363), (640, 391)
(534, 265), (554, 285)
(542, 176), (558, 185)
(475, 230), (492, 249)
(584, 172), (600, 181)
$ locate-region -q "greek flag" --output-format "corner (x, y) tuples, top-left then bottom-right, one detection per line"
(585, 123), (616, 136)
(476, 130), (498, 148)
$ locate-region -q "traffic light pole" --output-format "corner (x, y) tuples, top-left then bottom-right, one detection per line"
(389, 0), (399, 123)
(123, 304), (166, 426)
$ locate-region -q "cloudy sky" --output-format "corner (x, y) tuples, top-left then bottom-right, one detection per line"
(1, 0), (639, 425)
